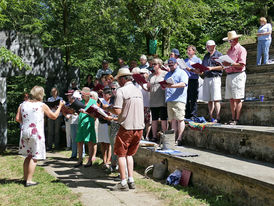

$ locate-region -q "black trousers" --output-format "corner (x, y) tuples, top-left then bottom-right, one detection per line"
(186, 79), (199, 118)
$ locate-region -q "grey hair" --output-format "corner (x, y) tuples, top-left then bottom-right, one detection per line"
(90, 91), (98, 100)
(152, 58), (163, 67)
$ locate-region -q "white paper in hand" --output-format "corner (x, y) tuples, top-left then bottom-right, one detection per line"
(166, 77), (175, 85)
(177, 59), (188, 69)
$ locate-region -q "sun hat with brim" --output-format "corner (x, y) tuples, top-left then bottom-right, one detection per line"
(115, 68), (132, 79)
(223, 31), (242, 41)
(80, 87), (91, 96)
(65, 90), (75, 95)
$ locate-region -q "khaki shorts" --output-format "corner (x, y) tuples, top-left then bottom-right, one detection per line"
(167, 101), (186, 121)
(203, 76), (222, 101)
(225, 72), (246, 99)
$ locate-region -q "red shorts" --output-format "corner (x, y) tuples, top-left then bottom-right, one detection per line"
(114, 126), (143, 157)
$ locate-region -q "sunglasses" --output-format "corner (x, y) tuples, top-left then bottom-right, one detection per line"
(228, 40), (234, 43)
(152, 63), (157, 66)
(111, 88), (116, 90)
(168, 64), (175, 66)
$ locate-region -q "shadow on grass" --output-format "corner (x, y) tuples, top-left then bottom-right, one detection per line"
(42, 156), (116, 190)
(0, 178), (24, 185)
(0, 145), (19, 156)
(134, 165), (235, 206)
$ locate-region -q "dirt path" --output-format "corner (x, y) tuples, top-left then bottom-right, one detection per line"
(41, 152), (165, 206)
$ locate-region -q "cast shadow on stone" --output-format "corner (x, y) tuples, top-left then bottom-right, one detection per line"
(41, 157), (116, 189)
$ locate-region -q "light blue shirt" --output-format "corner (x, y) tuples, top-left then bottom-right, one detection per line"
(164, 67), (189, 103)
(184, 55), (202, 79)
(258, 23), (272, 41)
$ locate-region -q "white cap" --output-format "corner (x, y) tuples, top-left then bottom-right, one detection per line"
(206, 40), (216, 46)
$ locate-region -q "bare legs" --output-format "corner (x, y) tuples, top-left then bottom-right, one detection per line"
(87, 142), (97, 164)
(171, 120), (185, 141)
(151, 120), (168, 139)
(118, 156), (133, 181)
(208, 101), (221, 120)
(230, 99), (242, 120)
(100, 143), (111, 165)
(23, 157), (37, 183)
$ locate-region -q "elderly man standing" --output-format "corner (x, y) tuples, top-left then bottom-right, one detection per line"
(163, 58), (188, 146)
(222, 31), (247, 125)
(202, 40), (223, 123)
(96, 60), (113, 79)
(105, 68), (144, 191)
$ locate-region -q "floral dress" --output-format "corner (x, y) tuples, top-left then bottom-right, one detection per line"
(19, 101), (46, 160)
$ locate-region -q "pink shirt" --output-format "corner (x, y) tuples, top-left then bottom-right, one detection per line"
(226, 43), (247, 74)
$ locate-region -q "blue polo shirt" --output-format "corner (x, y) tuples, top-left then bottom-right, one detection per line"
(164, 67), (189, 103)
(184, 55), (202, 79)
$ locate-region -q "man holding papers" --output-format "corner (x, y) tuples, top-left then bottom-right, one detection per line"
(184, 45), (202, 119)
(105, 68), (144, 191)
(163, 58), (188, 146)
(202, 40), (223, 123)
(222, 31), (247, 125)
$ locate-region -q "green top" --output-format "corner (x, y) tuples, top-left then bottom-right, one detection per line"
(76, 98), (96, 143)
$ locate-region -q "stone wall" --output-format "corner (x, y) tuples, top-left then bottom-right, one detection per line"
(0, 31), (79, 96)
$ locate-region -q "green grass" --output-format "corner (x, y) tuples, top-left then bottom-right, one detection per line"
(134, 166), (235, 206)
(0, 148), (82, 206)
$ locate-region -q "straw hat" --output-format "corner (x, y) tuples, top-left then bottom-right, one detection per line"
(223, 31), (242, 41)
(115, 68), (132, 79)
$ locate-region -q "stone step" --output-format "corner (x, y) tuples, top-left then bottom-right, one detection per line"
(246, 64), (274, 74)
(197, 101), (274, 127)
(220, 71), (274, 85)
(181, 124), (274, 163)
(219, 83), (274, 100)
(135, 146), (274, 206)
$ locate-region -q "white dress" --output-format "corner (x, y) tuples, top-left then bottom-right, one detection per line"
(19, 101), (46, 160)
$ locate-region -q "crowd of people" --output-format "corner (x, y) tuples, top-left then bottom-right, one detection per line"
(15, 25), (272, 191)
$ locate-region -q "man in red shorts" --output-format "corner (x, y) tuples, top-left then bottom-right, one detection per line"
(105, 68), (144, 191)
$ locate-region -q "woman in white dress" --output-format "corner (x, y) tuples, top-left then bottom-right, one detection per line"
(16, 86), (64, 187)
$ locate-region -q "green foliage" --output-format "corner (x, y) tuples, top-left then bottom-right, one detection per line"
(7, 75), (46, 144)
(0, 47), (31, 70)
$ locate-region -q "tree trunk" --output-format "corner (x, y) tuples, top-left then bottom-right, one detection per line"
(161, 28), (170, 57)
(63, 0), (70, 72)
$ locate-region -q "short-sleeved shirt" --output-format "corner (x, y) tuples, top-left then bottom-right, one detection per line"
(113, 81), (144, 130)
(148, 71), (167, 107)
(202, 50), (223, 78)
(95, 68), (113, 79)
(164, 68), (189, 103)
(226, 43), (247, 74)
(258, 23), (272, 41)
(184, 55), (202, 79)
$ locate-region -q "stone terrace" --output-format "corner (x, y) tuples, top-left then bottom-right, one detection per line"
(134, 43), (274, 206)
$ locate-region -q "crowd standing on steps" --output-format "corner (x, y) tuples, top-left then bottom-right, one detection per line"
(15, 24), (271, 190)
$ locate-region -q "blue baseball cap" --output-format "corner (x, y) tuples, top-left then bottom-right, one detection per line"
(171, 48), (180, 56)
(168, 58), (177, 64)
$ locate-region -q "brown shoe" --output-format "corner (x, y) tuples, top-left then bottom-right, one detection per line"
(109, 182), (129, 191)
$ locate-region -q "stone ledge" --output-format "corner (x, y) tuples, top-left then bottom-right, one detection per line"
(197, 101), (274, 126)
(134, 147), (274, 206)
(182, 124), (274, 163)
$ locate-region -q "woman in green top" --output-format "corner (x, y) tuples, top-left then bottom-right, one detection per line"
(75, 87), (97, 167)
